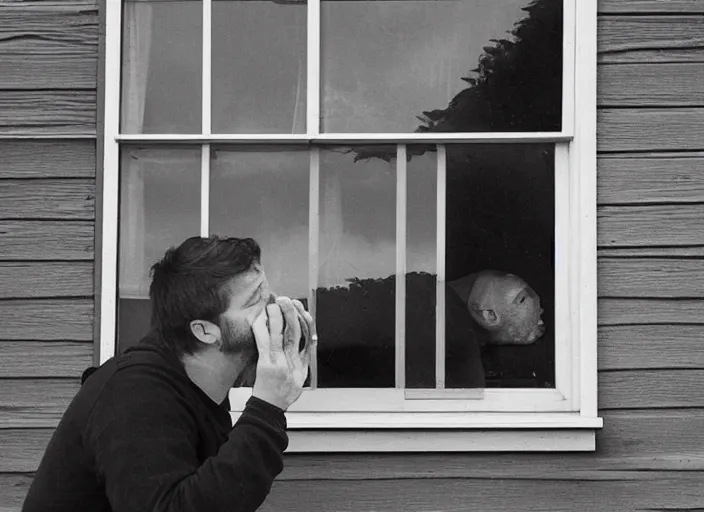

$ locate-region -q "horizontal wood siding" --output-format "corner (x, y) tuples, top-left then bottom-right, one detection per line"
(3, 2), (704, 512)
(0, 262), (94, 298)
(598, 204), (704, 246)
(0, 2), (97, 137)
(1, 470), (702, 512)
(0, 342), (93, 378)
(259, 475), (704, 512)
(0, 5), (97, 90)
(0, 179), (95, 220)
(598, 14), (704, 64)
(0, 300), (94, 341)
(599, 0), (704, 13)
(0, 1), (98, 510)
(599, 63), (704, 107)
(599, 325), (704, 369)
(0, 141), (95, 178)
(0, 221), (95, 260)
(597, 154), (704, 204)
(4, 409), (704, 474)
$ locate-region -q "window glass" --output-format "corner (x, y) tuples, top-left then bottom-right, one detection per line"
(212, 0), (307, 133)
(321, 0), (562, 133)
(121, 0), (202, 134)
(317, 146), (397, 387)
(117, 147), (202, 352)
(209, 146), (310, 298)
(405, 148), (438, 388)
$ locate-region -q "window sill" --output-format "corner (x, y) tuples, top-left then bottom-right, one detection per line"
(283, 428), (598, 452)
(229, 411), (603, 452)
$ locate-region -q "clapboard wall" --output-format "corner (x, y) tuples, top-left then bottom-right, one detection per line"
(0, 1), (97, 509)
(1, 0), (703, 510)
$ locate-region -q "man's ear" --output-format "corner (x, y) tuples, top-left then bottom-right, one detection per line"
(189, 320), (221, 346)
(480, 309), (500, 327)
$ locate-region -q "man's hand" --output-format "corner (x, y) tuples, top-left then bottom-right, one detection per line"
(250, 297), (316, 411)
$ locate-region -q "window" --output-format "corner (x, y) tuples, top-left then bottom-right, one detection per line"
(100, 0), (600, 451)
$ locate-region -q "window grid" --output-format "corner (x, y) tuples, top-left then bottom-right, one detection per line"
(435, 145), (447, 390)
(395, 144), (407, 389)
(308, 147), (320, 389)
(554, 143), (572, 406)
(99, 0), (595, 420)
(200, 0), (212, 237)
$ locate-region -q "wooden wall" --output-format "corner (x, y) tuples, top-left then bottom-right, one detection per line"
(1, 0), (703, 511)
(0, 1), (97, 510)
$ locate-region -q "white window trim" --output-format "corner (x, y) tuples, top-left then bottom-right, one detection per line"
(99, 0), (600, 451)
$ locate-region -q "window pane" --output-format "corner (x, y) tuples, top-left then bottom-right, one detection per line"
(321, 0), (562, 133)
(317, 147), (397, 387)
(117, 147), (202, 353)
(405, 148), (437, 388)
(445, 144), (555, 388)
(121, 1), (202, 134)
(209, 147), (309, 299)
(212, 1), (307, 134)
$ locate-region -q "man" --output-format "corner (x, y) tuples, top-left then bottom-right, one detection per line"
(22, 235), (316, 512)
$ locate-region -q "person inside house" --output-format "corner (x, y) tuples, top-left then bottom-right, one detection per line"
(22, 235), (316, 512)
(446, 269), (547, 386)
(448, 269), (545, 347)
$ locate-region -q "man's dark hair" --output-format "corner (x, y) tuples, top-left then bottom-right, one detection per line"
(149, 235), (261, 357)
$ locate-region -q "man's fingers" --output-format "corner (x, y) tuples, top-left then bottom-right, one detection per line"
(291, 300), (315, 386)
(276, 297), (301, 355)
(292, 300), (314, 328)
(297, 313), (310, 349)
(250, 311), (271, 360)
(266, 303), (284, 352)
(292, 299), (316, 349)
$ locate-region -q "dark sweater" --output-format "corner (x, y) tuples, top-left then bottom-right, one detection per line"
(22, 335), (288, 512)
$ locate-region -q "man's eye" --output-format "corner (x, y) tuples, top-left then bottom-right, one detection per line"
(246, 293), (262, 309)
(519, 296), (526, 304)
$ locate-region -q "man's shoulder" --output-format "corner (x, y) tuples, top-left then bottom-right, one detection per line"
(75, 347), (202, 444)
(80, 345), (188, 411)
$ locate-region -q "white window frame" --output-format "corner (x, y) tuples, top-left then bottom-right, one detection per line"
(100, 0), (600, 451)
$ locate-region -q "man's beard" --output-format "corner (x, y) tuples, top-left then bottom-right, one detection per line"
(219, 317), (258, 387)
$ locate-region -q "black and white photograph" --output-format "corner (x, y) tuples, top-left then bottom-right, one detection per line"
(1, 0), (702, 511)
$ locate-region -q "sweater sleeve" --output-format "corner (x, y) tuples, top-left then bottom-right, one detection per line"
(84, 366), (288, 512)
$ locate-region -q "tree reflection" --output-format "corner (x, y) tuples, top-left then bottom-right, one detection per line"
(416, 0), (562, 133)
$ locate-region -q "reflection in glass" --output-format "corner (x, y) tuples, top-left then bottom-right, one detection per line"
(209, 147), (309, 299)
(117, 147), (201, 353)
(212, 1), (307, 134)
(445, 144), (555, 388)
(316, 147), (397, 387)
(321, 0), (562, 133)
(404, 149), (438, 388)
(121, 1), (202, 134)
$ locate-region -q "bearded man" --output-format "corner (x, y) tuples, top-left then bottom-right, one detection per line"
(22, 236), (316, 512)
